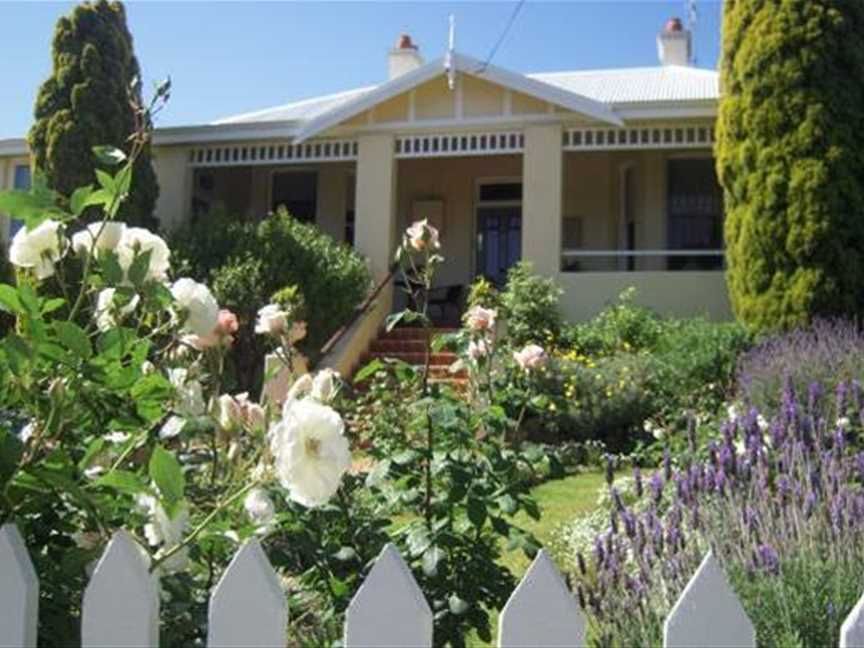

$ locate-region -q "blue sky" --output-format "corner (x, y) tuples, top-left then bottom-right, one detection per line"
(0, 1), (722, 138)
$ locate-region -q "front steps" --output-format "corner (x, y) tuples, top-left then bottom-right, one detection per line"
(356, 326), (467, 387)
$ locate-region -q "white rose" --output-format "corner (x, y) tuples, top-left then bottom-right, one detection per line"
(71, 221), (125, 256)
(311, 369), (339, 402)
(513, 344), (548, 371)
(94, 287), (140, 332)
(167, 368), (206, 417)
(255, 304), (288, 336)
(465, 305), (497, 333)
(244, 488), (276, 529)
(171, 278), (219, 337)
(159, 415), (186, 440)
(117, 227), (171, 283)
(270, 399), (350, 507)
(9, 219), (68, 279)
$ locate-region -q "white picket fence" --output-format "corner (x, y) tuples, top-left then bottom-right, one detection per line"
(2, 522), (864, 647)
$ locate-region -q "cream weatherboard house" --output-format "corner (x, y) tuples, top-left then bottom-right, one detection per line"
(0, 18), (729, 369)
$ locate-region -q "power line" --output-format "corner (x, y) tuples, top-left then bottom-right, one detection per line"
(476, 0), (526, 73)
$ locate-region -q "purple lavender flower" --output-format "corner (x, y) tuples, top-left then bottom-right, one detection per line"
(633, 466), (643, 498)
(622, 510), (637, 539)
(611, 487), (625, 512)
(755, 544), (780, 576)
(577, 552), (587, 576)
(663, 447), (672, 481)
(605, 454), (615, 486)
(649, 472), (664, 506)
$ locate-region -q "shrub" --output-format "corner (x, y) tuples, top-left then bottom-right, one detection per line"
(171, 208), (370, 391)
(737, 318), (864, 418)
(500, 261), (563, 346)
(716, 0), (864, 330)
(563, 288), (662, 356)
(571, 384), (864, 646)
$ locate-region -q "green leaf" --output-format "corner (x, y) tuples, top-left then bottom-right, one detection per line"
(466, 496), (487, 529)
(448, 594), (470, 616)
(0, 189), (67, 226)
(353, 358), (384, 384)
(78, 438), (105, 471)
(93, 470), (148, 496)
(95, 169), (116, 191)
(497, 494), (518, 515)
(92, 146), (127, 166)
(148, 445), (185, 504)
(0, 429), (24, 488)
(54, 321), (92, 359)
(41, 297), (66, 315)
(0, 284), (23, 315)
(127, 249), (152, 286)
(333, 546), (357, 562)
(100, 251), (124, 284)
(329, 575), (349, 598)
(69, 185), (95, 216)
(422, 545), (444, 577)
(407, 526), (432, 556)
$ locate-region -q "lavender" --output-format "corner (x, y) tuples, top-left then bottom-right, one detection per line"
(572, 379), (864, 647)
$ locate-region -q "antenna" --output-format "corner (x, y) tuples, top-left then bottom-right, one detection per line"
(687, 0), (698, 65)
(445, 14), (456, 90)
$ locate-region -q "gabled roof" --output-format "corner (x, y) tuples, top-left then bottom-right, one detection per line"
(291, 52), (623, 142)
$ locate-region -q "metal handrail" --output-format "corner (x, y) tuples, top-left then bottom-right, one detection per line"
(561, 249), (724, 258)
(318, 262), (398, 358)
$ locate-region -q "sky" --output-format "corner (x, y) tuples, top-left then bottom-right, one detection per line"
(0, 1), (723, 138)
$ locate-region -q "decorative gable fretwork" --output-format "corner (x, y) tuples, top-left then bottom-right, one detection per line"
(188, 139), (358, 167)
(563, 124), (715, 151)
(395, 131), (524, 159)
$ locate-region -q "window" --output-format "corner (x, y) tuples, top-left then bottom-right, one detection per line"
(9, 164), (31, 239)
(271, 171), (317, 222)
(666, 159), (724, 270)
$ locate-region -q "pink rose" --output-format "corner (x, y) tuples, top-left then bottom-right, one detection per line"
(513, 344), (548, 372)
(217, 309), (239, 335)
(467, 339), (489, 360)
(405, 219), (440, 252)
(465, 306), (497, 333)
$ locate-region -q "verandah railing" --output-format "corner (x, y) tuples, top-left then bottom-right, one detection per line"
(3, 523), (864, 647)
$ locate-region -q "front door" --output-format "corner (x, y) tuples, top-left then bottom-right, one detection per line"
(476, 206), (522, 287)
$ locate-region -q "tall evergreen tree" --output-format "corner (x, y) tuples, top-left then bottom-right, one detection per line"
(716, 0), (864, 331)
(28, 0), (159, 228)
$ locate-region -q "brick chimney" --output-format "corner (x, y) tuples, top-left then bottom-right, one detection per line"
(657, 17), (691, 66)
(388, 33), (424, 80)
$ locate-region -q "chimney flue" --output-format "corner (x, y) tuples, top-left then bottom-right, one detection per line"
(657, 17), (691, 66)
(388, 33), (424, 80)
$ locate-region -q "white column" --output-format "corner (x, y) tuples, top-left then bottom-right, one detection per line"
(152, 145), (192, 232)
(522, 124), (563, 278)
(354, 134), (397, 279)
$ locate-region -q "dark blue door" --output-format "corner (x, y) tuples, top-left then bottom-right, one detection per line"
(477, 207), (521, 287)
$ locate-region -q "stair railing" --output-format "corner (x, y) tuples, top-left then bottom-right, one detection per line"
(318, 262), (399, 359)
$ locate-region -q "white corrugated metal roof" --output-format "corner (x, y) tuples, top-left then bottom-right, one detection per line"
(530, 65), (718, 104)
(213, 65), (718, 126)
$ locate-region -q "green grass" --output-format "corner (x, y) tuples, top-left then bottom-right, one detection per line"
(500, 469), (607, 576)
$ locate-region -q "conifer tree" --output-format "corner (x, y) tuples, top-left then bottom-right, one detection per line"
(29, 0), (159, 228)
(716, 0), (864, 330)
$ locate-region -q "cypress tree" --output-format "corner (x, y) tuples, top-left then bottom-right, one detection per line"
(28, 0), (159, 228)
(716, 0), (864, 331)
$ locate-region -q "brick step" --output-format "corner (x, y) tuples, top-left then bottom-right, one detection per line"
(370, 339), (429, 353)
(367, 351), (458, 365)
(381, 327), (459, 341)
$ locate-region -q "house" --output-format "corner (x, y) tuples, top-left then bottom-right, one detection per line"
(0, 17), (729, 368)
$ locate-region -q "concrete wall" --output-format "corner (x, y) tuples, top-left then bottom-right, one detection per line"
(558, 272), (731, 321)
(152, 146), (192, 231)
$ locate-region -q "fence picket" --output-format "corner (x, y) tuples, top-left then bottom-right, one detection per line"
(207, 538), (287, 647)
(498, 549), (585, 647)
(840, 592), (864, 647)
(343, 543), (432, 647)
(81, 530), (159, 648)
(663, 551), (754, 648)
(0, 524), (39, 647)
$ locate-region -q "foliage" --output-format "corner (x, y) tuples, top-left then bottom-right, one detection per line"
(465, 276), (500, 311)
(571, 382), (864, 647)
(716, 0), (864, 330)
(28, 0), (160, 228)
(499, 262), (563, 347)
(736, 318), (864, 420)
(170, 207), (370, 392)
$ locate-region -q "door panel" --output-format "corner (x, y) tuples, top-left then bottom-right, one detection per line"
(477, 207), (522, 286)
